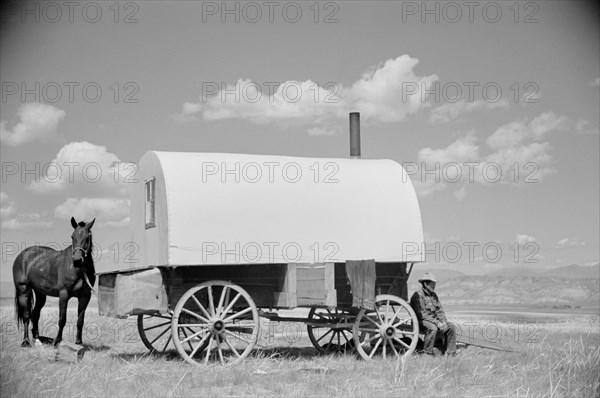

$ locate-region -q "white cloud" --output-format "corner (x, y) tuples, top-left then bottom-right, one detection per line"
(486, 112), (567, 150)
(346, 55), (438, 122)
(54, 197), (130, 227)
(171, 102), (203, 123)
(0, 103), (65, 146)
(429, 99), (509, 125)
(28, 141), (137, 196)
(554, 237), (587, 249)
(575, 119), (600, 135)
(307, 125), (341, 136)
(418, 134), (480, 165)
(414, 112), (568, 198)
(484, 141), (555, 182)
(174, 55), (438, 127)
(1, 213), (53, 231)
(413, 134), (479, 197)
(0, 192), (16, 218)
(516, 234), (537, 245)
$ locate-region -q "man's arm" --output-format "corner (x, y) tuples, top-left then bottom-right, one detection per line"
(436, 301), (448, 324)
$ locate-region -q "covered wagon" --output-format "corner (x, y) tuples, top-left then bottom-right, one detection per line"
(97, 114), (425, 364)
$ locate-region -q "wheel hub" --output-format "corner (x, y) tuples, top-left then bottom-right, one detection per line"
(379, 323), (397, 340)
(212, 320), (225, 334)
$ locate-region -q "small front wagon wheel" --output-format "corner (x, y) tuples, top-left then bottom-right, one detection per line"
(353, 294), (419, 361)
(171, 281), (259, 365)
(307, 308), (355, 354)
(138, 313), (175, 353)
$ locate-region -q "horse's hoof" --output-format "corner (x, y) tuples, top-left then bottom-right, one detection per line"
(21, 339), (32, 347)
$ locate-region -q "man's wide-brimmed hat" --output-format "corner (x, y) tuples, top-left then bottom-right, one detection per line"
(418, 272), (437, 283)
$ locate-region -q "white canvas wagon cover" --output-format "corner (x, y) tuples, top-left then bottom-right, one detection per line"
(129, 151), (424, 267)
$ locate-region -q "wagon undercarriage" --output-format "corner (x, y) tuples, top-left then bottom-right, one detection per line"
(99, 262), (420, 365)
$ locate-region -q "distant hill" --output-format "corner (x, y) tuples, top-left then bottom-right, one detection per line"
(542, 263), (600, 279)
(486, 263), (599, 279)
(2, 266), (598, 307)
(408, 266), (599, 306)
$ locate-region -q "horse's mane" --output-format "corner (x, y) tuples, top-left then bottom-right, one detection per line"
(77, 221), (96, 284)
(76, 221), (94, 257)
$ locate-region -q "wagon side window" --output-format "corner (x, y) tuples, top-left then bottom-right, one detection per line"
(145, 178), (156, 229)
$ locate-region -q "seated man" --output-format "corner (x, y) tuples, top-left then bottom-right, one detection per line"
(410, 272), (457, 356)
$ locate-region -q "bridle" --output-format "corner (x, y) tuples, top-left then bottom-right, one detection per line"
(72, 246), (88, 258)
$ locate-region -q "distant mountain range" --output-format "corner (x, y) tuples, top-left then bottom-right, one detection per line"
(487, 263), (600, 279)
(1, 264), (598, 306)
(409, 264), (599, 306)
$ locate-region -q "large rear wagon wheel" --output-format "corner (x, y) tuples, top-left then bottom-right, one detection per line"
(353, 294), (419, 361)
(171, 281), (259, 365)
(307, 308), (355, 354)
(138, 313), (174, 353)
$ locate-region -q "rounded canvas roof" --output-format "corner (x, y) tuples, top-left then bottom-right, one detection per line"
(132, 151), (424, 266)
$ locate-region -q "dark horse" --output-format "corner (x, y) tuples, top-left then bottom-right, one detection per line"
(13, 217), (96, 347)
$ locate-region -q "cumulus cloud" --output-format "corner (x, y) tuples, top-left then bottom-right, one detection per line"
(0, 192), (16, 218)
(574, 119), (600, 135)
(0, 103), (66, 146)
(1, 192), (54, 230)
(429, 99), (509, 125)
(28, 141), (137, 196)
(173, 55), (438, 128)
(412, 134), (480, 197)
(418, 134), (480, 165)
(414, 112), (568, 198)
(516, 234), (537, 245)
(346, 55), (438, 122)
(54, 197), (130, 227)
(171, 102), (203, 123)
(1, 212), (53, 231)
(307, 125), (341, 136)
(486, 112), (567, 150)
(554, 237), (587, 249)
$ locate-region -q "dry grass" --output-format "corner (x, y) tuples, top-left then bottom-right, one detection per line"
(0, 301), (598, 397)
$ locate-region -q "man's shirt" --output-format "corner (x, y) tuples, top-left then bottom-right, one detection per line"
(410, 286), (448, 326)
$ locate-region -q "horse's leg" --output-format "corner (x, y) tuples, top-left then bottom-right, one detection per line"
(16, 284), (33, 347)
(75, 291), (91, 345)
(54, 289), (69, 346)
(31, 292), (47, 341)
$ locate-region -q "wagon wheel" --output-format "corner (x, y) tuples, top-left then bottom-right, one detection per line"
(138, 313), (175, 353)
(353, 294), (419, 360)
(171, 281), (260, 365)
(307, 308), (355, 354)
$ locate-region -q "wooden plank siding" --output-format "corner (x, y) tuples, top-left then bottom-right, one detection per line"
(98, 261), (410, 317)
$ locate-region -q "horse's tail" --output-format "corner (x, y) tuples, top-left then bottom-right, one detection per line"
(13, 249), (30, 330)
(14, 288), (23, 330)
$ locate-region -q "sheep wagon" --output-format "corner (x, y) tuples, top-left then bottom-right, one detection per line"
(97, 144), (425, 365)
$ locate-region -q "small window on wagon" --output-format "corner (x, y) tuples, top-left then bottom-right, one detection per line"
(145, 178), (156, 229)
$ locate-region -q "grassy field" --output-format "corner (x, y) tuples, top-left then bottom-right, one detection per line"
(0, 300), (598, 397)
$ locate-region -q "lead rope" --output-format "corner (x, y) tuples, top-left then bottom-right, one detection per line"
(73, 247), (98, 296)
(83, 271), (98, 296)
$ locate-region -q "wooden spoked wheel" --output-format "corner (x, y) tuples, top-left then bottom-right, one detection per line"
(307, 308), (355, 354)
(171, 281), (260, 365)
(353, 294), (419, 360)
(137, 313), (175, 353)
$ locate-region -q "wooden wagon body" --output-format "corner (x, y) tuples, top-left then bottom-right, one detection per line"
(97, 151), (425, 364)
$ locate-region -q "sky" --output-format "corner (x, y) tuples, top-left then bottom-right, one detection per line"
(0, 0), (598, 282)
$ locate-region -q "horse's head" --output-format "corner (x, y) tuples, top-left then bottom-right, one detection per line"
(70, 217), (95, 265)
